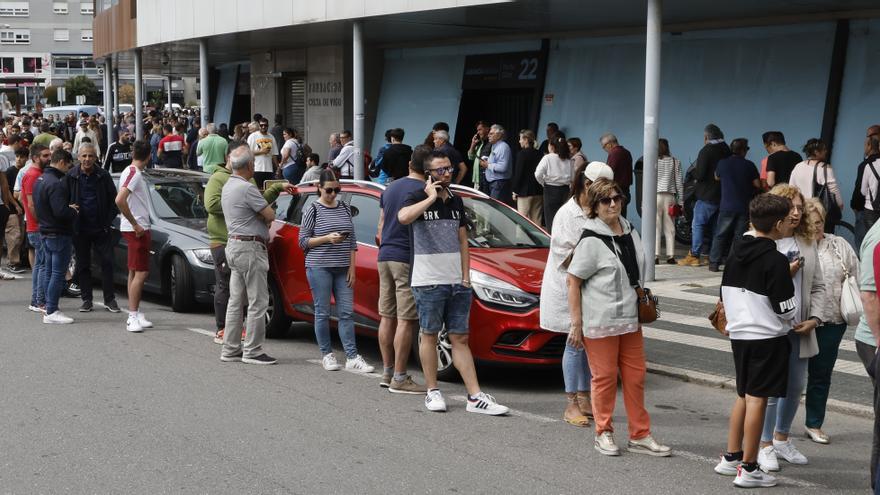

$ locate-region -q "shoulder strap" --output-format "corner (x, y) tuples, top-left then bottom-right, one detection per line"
(579, 229), (615, 253)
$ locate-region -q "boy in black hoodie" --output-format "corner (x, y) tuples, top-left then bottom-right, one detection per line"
(714, 194), (798, 488)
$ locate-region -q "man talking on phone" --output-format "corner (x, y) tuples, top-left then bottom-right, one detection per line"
(398, 150), (509, 415)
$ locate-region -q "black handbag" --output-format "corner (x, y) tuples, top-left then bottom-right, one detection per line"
(812, 162), (841, 234)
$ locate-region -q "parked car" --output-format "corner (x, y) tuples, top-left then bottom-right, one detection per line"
(79, 168), (215, 311)
(266, 180), (561, 380)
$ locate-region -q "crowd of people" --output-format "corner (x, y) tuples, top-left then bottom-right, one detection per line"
(3, 108), (880, 490)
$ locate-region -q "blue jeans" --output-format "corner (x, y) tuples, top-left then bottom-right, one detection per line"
(41, 235), (73, 315)
(282, 164), (304, 184)
(27, 232), (46, 307)
(691, 200), (719, 256)
(306, 266), (357, 359)
(762, 331), (808, 441)
(488, 179), (512, 206)
(709, 210), (749, 265)
(562, 344), (591, 393)
(411, 284), (472, 334)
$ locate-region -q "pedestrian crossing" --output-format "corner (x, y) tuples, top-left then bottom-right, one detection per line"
(647, 274), (868, 378)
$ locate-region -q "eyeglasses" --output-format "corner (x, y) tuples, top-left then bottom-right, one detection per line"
(599, 195), (623, 206)
(322, 187), (341, 194)
(429, 166), (454, 176)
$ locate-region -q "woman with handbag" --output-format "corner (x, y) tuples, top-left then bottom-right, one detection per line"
(788, 138), (843, 232)
(540, 161), (614, 427)
(756, 184), (827, 472)
(655, 138), (683, 264)
(534, 135), (574, 233)
(567, 178), (670, 458)
(803, 198), (860, 444)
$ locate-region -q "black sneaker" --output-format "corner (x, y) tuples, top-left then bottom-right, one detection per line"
(104, 300), (121, 313)
(708, 264), (720, 272)
(242, 353), (277, 365)
(78, 300), (93, 312)
(6, 264), (25, 274)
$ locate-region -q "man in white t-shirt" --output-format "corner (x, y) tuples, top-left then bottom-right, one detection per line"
(246, 118), (279, 189)
(114, 140), (154, 333)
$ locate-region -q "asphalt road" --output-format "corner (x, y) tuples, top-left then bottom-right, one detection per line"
(0, 271), (875, 494)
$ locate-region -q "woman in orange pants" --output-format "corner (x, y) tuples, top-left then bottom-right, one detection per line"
(566, 178), (671, 457)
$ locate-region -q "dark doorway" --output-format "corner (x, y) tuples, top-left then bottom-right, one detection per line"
(452, 88), (534, 158)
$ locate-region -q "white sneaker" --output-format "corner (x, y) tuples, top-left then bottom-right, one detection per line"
(757, 445), (779, 472)
(126, 315), (144, 333)
(773, 439), (808, 465)
(345, 355), (375, 373)
(137, 312), (153, 328)
(28, 304), (45, 313)
(43, 311), (73, 324)
(714, 455), (740, 476)
(322, 353), (342, 371)
(594, 431), (620, 456)
(425, 389), (447, 412)
(466, 391), (509, 416)
(734, 466), (777, 488)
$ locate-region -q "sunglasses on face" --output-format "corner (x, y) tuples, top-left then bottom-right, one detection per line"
(322, 187), (341, 194)
(429, 166), (454, 176)
(599, 195), (623, 206)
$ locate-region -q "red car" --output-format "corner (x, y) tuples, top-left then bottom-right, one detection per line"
(266, 181), (562, 380)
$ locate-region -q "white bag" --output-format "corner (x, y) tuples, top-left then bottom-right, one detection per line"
(832, 240), (863, 326)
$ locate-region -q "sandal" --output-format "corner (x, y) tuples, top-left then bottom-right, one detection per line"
(576, 392), (594, 419)
(564, 396), (590, 427)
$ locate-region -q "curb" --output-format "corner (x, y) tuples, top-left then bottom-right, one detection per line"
(647, 362), (873, 420)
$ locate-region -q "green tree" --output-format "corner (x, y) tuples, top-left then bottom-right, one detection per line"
(119, 83), (135, 104)
(43, 85), (58, 104)
(64, 75), (99, 105)
(149, 89), (167, 109)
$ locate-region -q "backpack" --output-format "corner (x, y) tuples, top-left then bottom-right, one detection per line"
(867, 161), (880, 212)
(812, 162), (842, 234)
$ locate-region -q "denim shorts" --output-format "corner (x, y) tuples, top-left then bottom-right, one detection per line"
(411, 284), (472, 335)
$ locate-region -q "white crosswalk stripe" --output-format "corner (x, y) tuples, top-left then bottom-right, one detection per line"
(649, 280), (867, 377)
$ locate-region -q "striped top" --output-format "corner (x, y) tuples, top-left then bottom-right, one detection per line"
(656, 156), (683, 196)
(298, 200), (357, 268)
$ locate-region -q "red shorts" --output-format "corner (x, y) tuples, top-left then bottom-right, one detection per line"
(123, 230), (152, 272)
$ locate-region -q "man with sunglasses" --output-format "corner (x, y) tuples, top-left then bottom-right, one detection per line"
(398, 150), (509, 415)
(247, 118), (279, 189)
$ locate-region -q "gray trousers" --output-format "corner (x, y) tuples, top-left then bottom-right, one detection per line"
(222, 239), (269, 359)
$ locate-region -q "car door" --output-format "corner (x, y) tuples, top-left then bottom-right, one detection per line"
(344, 192), (382, 333)
(268, 191), (317, 318)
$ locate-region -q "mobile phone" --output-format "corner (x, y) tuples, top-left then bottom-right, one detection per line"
(338, 231), (351, 239)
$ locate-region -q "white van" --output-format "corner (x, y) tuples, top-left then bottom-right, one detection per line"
(42, 104), (101, 120)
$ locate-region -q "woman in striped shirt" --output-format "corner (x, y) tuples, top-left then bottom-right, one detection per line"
(298, 169), (374, 373)
(655, 138), (683, 264)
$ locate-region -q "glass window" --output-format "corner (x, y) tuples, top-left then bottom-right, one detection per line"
(0, 2), (29, 17)
(53, 28), (69, 41)
(462, 196), (550, 248)
(346, 193), (381, 247)
(22, 57), (41, 73)
(53, 1), (68, 14)
(0, 57), (13, 73)
(289, 194), (318, 226)
(80, 28), (92, 41)
(0, 29), (29, 44)
(79, 1), (93, 14)
(68, 58), (82, 69)
(150, 180), (208, 219)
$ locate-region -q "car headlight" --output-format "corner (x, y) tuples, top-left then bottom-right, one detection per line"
(469, 270), (538, 309)
(191, 248), (214, 264)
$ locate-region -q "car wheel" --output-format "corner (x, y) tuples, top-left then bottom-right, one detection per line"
(674, 215), (692, 246)
(412, 327), (459, 382)
(169, 254), (194, 312)
(265, 276), (291, 339)
(65, 253), (81, 298)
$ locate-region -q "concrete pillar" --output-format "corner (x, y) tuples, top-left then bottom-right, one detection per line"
(134, 49), (143, 141)
(352, 20), (364, 180)
(641, 0), (662, 281)
(103, 58), (115, 146)
(167, 76), (173, 113)
(199, 38), (209, 127)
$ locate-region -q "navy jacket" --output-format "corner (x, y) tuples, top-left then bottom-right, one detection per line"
(34, 166), (77, 236)
(68, 165), (119, 233)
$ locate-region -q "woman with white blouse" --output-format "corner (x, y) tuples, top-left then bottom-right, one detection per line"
(540, 161), (613, 427)
(535, 135), (574, 233)
(788, 138), (844, 221)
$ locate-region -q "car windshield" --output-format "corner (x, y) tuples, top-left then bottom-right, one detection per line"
(462, 196), (549, 248)
(150, 180), (208, 219)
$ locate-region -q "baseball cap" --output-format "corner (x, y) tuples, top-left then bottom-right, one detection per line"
(584, 161), (614, 182)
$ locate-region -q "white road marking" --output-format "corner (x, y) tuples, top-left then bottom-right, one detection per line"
(642, 326), (867, 377)
(187, 327), (216, 337)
